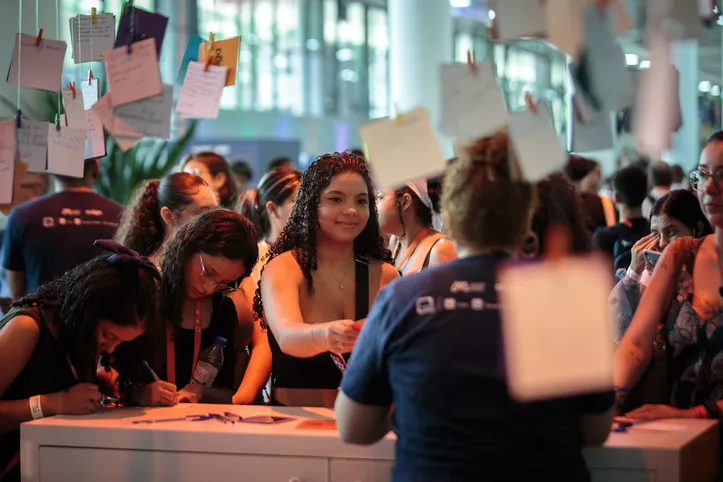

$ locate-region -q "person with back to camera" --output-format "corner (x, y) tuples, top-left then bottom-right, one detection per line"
(182, 151), (239, 209)
(256, 152), (398, 407)
(336, 132), (614, 482)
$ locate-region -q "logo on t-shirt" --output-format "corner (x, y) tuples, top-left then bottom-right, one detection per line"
(42, 217), (55, 228)
(449, 281), (486, 294)
(415, 296), (436, 315)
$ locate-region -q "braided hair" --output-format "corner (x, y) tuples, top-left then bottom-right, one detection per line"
(253, 152), (392, 327)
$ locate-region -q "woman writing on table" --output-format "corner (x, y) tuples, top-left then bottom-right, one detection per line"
(256, 152), (398, 407)
(155, 209), (262, 404)
(0, 241), (168, 482)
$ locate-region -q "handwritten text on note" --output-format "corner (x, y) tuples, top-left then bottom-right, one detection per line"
(17, 120), (49, 173)
(47, 125), (86, 178)
(115, 84), (173, 139)
(104, 37), (163, 107)
(7, 34), (67, 92)
(175, 61), (228, 119)
(69, 13), (116, 63)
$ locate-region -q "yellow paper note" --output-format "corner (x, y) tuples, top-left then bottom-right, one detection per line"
(198, 36), (240, 87)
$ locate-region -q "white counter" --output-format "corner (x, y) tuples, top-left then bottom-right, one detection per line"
(20, 404), (719, 482)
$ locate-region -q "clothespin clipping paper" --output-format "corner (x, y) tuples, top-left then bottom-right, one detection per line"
(204, 33), (216, 71)
(88, 69), (94, 86)
(35, 29), (43, 47)
(467, 50), (476, 74)
(91, 7), (97, 24)
(68, 81), (77, 99)
(15, 110), (22, 128)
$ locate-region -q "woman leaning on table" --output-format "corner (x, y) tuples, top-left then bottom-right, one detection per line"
(0, 241), (165, 482)
(255, 151), (398, 407)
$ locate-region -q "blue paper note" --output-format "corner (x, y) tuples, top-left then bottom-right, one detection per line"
(114, 5), (168, 57)
(177, 36), (205, 85)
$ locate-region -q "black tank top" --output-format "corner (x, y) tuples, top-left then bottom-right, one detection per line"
(0, 307), (76, 482)
(268, 255), (370, 390)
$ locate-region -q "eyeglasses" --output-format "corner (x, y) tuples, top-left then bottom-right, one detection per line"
(689, 169), (723, 192)
(199, 253), (239, 294)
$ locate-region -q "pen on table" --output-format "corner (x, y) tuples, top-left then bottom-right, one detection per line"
(142, 359), (160, 381)
(133, 415), (212, 424)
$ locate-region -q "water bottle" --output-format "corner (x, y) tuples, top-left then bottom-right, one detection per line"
(191, 336), (226, 388)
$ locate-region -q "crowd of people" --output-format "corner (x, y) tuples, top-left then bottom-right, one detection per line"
(0, 132), (721, 481)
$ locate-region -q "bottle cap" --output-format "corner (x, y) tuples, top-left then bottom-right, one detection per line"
(214, 336), (227, 347)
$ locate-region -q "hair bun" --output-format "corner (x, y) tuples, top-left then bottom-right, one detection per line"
(94, 240), (161, 280)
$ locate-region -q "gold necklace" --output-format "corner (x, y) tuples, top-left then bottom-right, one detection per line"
(320, 261), (353, 290)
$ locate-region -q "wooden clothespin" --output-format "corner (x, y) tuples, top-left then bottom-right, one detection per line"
(87, 69), (94, 86)
(524, 92), (539, 114)
(393, 103), (405, 126)
(15, 110), (22, 128)
(91, 7), (97, 24)
(68, 81), (77, 99)
(204, 33), (216, 72)
(35, 28), (43, 47)
(54, 113), (61, 131)
(467, 50), (477, 74)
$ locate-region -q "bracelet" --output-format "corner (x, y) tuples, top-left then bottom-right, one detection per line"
(309, 324), (326, 353)
(29, 395), (44, 420)
(625, 268), (642, 284)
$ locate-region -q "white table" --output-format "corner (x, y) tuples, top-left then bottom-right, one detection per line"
(20, 404), (719, 482)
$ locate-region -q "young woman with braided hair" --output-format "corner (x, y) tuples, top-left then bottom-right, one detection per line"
(255, 152), (398, 407)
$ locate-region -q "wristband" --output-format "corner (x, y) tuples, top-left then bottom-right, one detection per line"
(29, 395), (44, 420)
(625, 267), (641, 284)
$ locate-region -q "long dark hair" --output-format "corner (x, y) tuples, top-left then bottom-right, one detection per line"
(253, 152), (392, 325)
(237, 167), (301, 242)
(393, 180), (441, 237)
(651, 189), (713, 237)
(114, 173), (211, 256)
(183, 151), (238, 208)
(159, 209), (259, 332)
(14, 255), (160, 383)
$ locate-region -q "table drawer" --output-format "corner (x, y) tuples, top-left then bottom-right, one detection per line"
(329, 459), (392, 482)
(39, 446), (329, 482)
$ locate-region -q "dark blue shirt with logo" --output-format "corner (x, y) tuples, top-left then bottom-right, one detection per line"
(341, 253), (613, 482)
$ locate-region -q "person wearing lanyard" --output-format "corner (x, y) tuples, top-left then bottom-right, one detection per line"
(375, 178), (457, 276)
(0, 240), (165, 482)
(256, 152), (398, 408)
(154, 209), (259, 404)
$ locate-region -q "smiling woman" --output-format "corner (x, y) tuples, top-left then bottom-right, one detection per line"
(254, 151), (398, 407)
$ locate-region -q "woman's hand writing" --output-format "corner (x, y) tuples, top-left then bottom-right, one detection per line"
(136, 381), (177, 407)
(46, 383), (102, 415)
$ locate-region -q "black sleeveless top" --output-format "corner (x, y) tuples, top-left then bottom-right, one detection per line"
(164, 293), (247, 390)
(268, 256), (370, 391)
(0, 307), (76, 482)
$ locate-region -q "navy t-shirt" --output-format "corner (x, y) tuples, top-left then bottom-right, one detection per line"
(341, 253), (614, 482)
(1, 191), (123, 294)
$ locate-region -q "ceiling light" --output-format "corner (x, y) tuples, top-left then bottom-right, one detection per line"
(488, 10), (497, 20)
(450, 0), (471, 7)
(625, 54), (639, 66)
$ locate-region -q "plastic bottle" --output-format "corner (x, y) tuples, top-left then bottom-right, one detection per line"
(191, 336), (226, 388)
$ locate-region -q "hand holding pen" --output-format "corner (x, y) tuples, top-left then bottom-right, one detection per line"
(135, 360), (177, 407)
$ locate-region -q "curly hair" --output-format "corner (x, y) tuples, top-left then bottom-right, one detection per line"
(114, 173), (211, 256)
(13, 255), (160, 384)
(158, 209), (259, 334)
(443, 133), (534, 249)
(183, 151), (238, 208)
(253, 152), (392, 325)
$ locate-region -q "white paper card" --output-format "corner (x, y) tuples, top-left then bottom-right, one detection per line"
(62, 89), (88, 131)
(492, 0), (546, 40)
(17, 120), (48, 173)
(546, 0), (585, 58)
(69, 13), (116, 63)
(176, 62), (228, 119)
(7, 34), (67, 92)
(572, 111), (614, 152)
(85, 109), (106, 159)
(104, 38), (163, 107)
(498, 255), (614, 401)
(91, 94), (142, 152)
(47, 125), (86, 178)
(360, 107), (446, 189)
(507, 105), (567, 182)
(115, 84), (173, 139)
(82, 78), (101, 109)
(0, 120), (17, 204)
(439, 62), (506, 141)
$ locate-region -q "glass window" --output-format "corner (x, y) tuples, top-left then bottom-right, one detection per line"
(367, 7), (389, 119)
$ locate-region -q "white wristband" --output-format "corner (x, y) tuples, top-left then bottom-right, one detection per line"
(625, 267), (642, 284)
(29, 395), (44, 420)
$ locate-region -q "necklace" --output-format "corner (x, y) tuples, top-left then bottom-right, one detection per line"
(321, 261), (353, 290)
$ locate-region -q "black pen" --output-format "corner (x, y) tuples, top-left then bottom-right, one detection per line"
(142, 359), (160, 381)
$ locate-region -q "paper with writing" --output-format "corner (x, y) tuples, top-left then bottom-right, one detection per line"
(115, 84), (173, 139)
(104, 38), (163, 107)
(17, 120), (49, 173)
(62, 89), (88, 131)
(90, 94), (142, 152)
(177, 36), (205, 84)
(7, 33), (67, 92)
(439, 62), (506, 141)
(176, 62), (228, 119)
(114, 6), (168, 57)
(82, 78), (101, 109)
(47, 125), (86, 178)
(491, 0), (546, 40)
(498, 255), (614, 401)
(359, 107), (446, 189)
(85, 109), (106, 160)
(198, 36), (240, 87)
(545, 0), (585, 59)
(507, 104), (567, 182)
(0, 120), (17, 204)
(69, 13), (116, 63)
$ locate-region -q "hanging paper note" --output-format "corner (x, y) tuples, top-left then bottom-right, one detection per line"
(507, 104), (567, 182)
(176, 61), (228, 119)
(491, 0), (546, 40)
(545, 0), (585, 59)
(0, 119), (17, 204)
(82, 78), (101, 109)
(69, 13), (116, 63)
(114, 5), (168, 57)
(90, 94), (142, 151)
(47, 125), (86, 178)
(439, 62), (506, 141)
(498, 255), (614, 401)
(115, 84), (173, 139)
(85, 109), (106, 160)
(572, 111), (614, 153)
(7, 34), (67, 92)
(62, 88), (88, 130)
(17, 120), (49, 173)
(198, 36), (240, 87)
(359, 107), (446, 189)
(177, 36), (205, 84)
(104, 38), (163, 107)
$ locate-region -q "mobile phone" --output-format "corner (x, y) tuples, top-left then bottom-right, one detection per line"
(643, 250), (662, 266)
